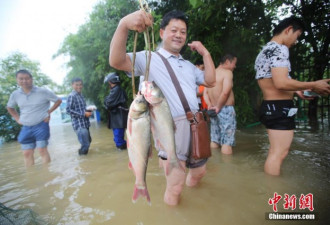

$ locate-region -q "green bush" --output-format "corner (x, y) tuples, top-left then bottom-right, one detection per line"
(0, 104), (21, 142)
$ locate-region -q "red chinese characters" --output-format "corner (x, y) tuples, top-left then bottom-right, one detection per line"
(299, 193), (314, 211)
(268, 193), (314, 212)
(283, 194), (297, 210)
(268, 192), (282, 212)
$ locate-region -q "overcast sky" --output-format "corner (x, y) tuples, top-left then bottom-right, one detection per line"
(0, 0), (101, 85)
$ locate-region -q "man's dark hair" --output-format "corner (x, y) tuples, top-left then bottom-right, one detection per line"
(16, 69), (32, 78)
(219, 53), (237, 65)
(160, 10), (188, 30)
(71, 77), (83, 84)
(195, 59), (203, 66)
(273, 16), (305, 36)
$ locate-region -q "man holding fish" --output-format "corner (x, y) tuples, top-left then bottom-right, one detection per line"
(109, 10), (215, 205)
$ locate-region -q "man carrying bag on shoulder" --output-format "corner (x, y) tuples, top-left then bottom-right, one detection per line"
(109, 10), (215, 205)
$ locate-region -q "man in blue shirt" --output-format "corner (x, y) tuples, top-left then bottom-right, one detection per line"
(66, 78), (92, 155)
(7, 69), (62, 167)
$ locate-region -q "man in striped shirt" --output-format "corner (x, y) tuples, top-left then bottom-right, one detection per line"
(66, 78), (92, 155)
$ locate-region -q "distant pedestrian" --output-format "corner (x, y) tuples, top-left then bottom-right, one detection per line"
(104, 72), (128, 150)
(7, 69), (62, 166)
(66, 78), (92, 155)
(195, 60), (208, 110)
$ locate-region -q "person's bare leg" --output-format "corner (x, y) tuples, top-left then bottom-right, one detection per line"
(210, 141), (220, 149)
(163, 160), (186, 206)
(186, 164), (206, 187)
(221, 144), (233, 155)
(38, 147), (51, 164)
(23, 149), (34, 167)
(159, 158), (163, 169)
(264, 129), (293, 176)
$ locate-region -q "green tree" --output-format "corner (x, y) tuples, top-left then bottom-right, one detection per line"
(144, 0), (268, 126)
(55, 0), (140, 121)
(0, 52), (58, 142)
(57, 0), (269, 127)
(57, 0), (328, 127)
(183, 0), (271, 126)
(185, 0), (329, 124)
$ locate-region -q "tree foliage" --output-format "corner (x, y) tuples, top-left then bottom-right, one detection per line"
(265, 0), (329, 119)
(57, 0), (329, 127)
(0, 52), (58, 141)
(266, 0), (329, 79)
(150, 0), (271, 126)
(55, 0), (140, 121)
(185, 0), (272, 126)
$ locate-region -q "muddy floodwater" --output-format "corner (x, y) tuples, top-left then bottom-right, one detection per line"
(0, 121), (329, 225)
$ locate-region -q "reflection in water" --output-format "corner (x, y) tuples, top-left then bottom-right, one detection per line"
(0, 121), (329, 225)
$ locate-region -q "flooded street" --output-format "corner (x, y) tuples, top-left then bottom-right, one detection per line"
(0, 121), (329, 225)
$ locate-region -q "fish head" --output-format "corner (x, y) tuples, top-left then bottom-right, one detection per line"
(140, 81), (147, 96)
(129, 92), (149, 118)
(143, 81), (164, 105)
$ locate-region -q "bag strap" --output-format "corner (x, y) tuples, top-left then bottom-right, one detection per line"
(156, 52), (194, 121)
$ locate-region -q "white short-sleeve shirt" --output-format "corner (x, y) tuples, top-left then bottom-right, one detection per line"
(255, 41), (291, 80)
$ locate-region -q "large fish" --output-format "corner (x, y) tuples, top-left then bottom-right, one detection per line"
(126, 92), (151, 203)
(141, 81), (185, 175)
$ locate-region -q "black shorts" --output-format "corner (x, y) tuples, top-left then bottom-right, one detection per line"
(259, 100), (296, 130)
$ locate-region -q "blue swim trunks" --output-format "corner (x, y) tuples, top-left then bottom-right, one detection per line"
(17, 121), (50, 150)
(210, 106), (236, 146)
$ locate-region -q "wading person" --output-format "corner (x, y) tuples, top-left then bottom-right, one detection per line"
(104, 72), (128, 150)
(195, 60), (207, 110)
(66, 78), (92, 155)
(7, 69), (62, 167)
(254, 16), (330, 176)
(204, 54), (237, 155)
(109, 10), (215, 205)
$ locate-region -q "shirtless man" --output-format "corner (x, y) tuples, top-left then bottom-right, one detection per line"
(255, 16), (330, 176)
(204, 54), (237, 154)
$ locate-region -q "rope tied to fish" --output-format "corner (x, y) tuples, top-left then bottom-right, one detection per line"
(131, 0), (154, 98)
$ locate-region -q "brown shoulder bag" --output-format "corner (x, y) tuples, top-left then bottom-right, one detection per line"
(156, 52), (211, 159)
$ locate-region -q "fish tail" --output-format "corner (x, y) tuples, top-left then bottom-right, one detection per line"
(127, 138), (130, 148)
(132, 185), (151, 204)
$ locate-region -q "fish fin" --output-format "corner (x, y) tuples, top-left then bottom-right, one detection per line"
(132, 185), (151, 204)
(148, 146), (153, 159)
(128, 161), (133, 170)
(159, 158), (164, 169)
(149, 107), (156, 120)
(128, 118), (132, 135)
(127, 138), (130, 148)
